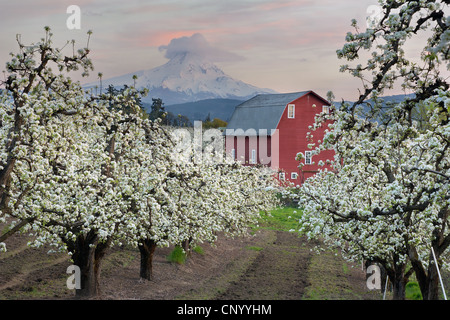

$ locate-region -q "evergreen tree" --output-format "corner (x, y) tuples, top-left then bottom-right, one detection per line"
(148, 98), (166, 121)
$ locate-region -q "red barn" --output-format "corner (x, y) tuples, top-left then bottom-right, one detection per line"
(225, 90), (334, 185)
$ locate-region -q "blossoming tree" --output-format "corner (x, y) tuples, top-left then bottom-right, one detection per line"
(116, 123), (279, 281)
(0, 28), (153, 297)
(1, 28), (279, 297)
(0, 27), (95, 247)
(296, 0), (449, 299)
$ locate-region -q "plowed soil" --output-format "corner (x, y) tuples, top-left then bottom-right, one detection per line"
(0, 225), (383, 300)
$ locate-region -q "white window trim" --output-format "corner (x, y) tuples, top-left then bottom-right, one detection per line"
(279, 172), (286, 180)
(291, 172), (298, 180)
(305, 151), (312, 165)
(322, 105), (330, 114)
(287, 104), (295, 118)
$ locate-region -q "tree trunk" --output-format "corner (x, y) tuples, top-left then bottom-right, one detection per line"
(70, 231), (110, 298)
(391, 277), (407, 300)
(386, 262), (408, 300)
(138, 238), (157, 281)
(366, 259), (408, 299)
(182, 237), (193, 256)
(421, 262), (440, 300)
(410, 246), (442, 300)
(0, 158), (16, 214)
(420, 208), (450, 300)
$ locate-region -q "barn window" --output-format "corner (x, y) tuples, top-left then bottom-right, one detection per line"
(287, 104), (295, 118)
(279, 172), (286, 180)
(305, 151), (312, 165)
(250, 149), (256, 164)
(322, 105), (330, 114)
(291, 172), (298, 180)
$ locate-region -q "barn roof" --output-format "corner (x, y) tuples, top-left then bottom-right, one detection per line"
(226, 91), (312, 136)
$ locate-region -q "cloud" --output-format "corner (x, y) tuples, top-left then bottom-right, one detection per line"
(158, 33), (245, 62)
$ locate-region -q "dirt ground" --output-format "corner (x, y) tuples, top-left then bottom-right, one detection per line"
(0, 225), (386, 300)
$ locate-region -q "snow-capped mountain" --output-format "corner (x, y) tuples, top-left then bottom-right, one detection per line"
(85, 52), (277, 105)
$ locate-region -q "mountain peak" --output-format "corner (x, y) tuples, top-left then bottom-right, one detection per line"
(85, 51), (276, 105)
(169, 51), (213, 64)
(158, 51), (225, 80)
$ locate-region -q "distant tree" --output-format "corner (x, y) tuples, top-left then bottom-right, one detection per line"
(203, 117), (227, 129)
(98, 72), (103, 94)
(211, 118), (227, 128)
(148, 98), (166, 121)
(175, 114), (192, 127)
(162, 111), (177, 126)
(146, 99), (192, 127)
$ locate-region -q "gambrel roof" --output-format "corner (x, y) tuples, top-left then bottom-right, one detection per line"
(226, 90), (328, 136)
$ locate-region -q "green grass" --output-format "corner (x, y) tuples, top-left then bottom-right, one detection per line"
(405, 281), (423, 300)
(167, 245), (187, 264)
(192, 245), (204, 255)
(342, 262), (349, 275)
(259, 207), (303, 232)
(247, 246), (264, 251)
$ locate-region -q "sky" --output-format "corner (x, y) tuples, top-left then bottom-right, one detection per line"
(0, 0), (434, 101)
